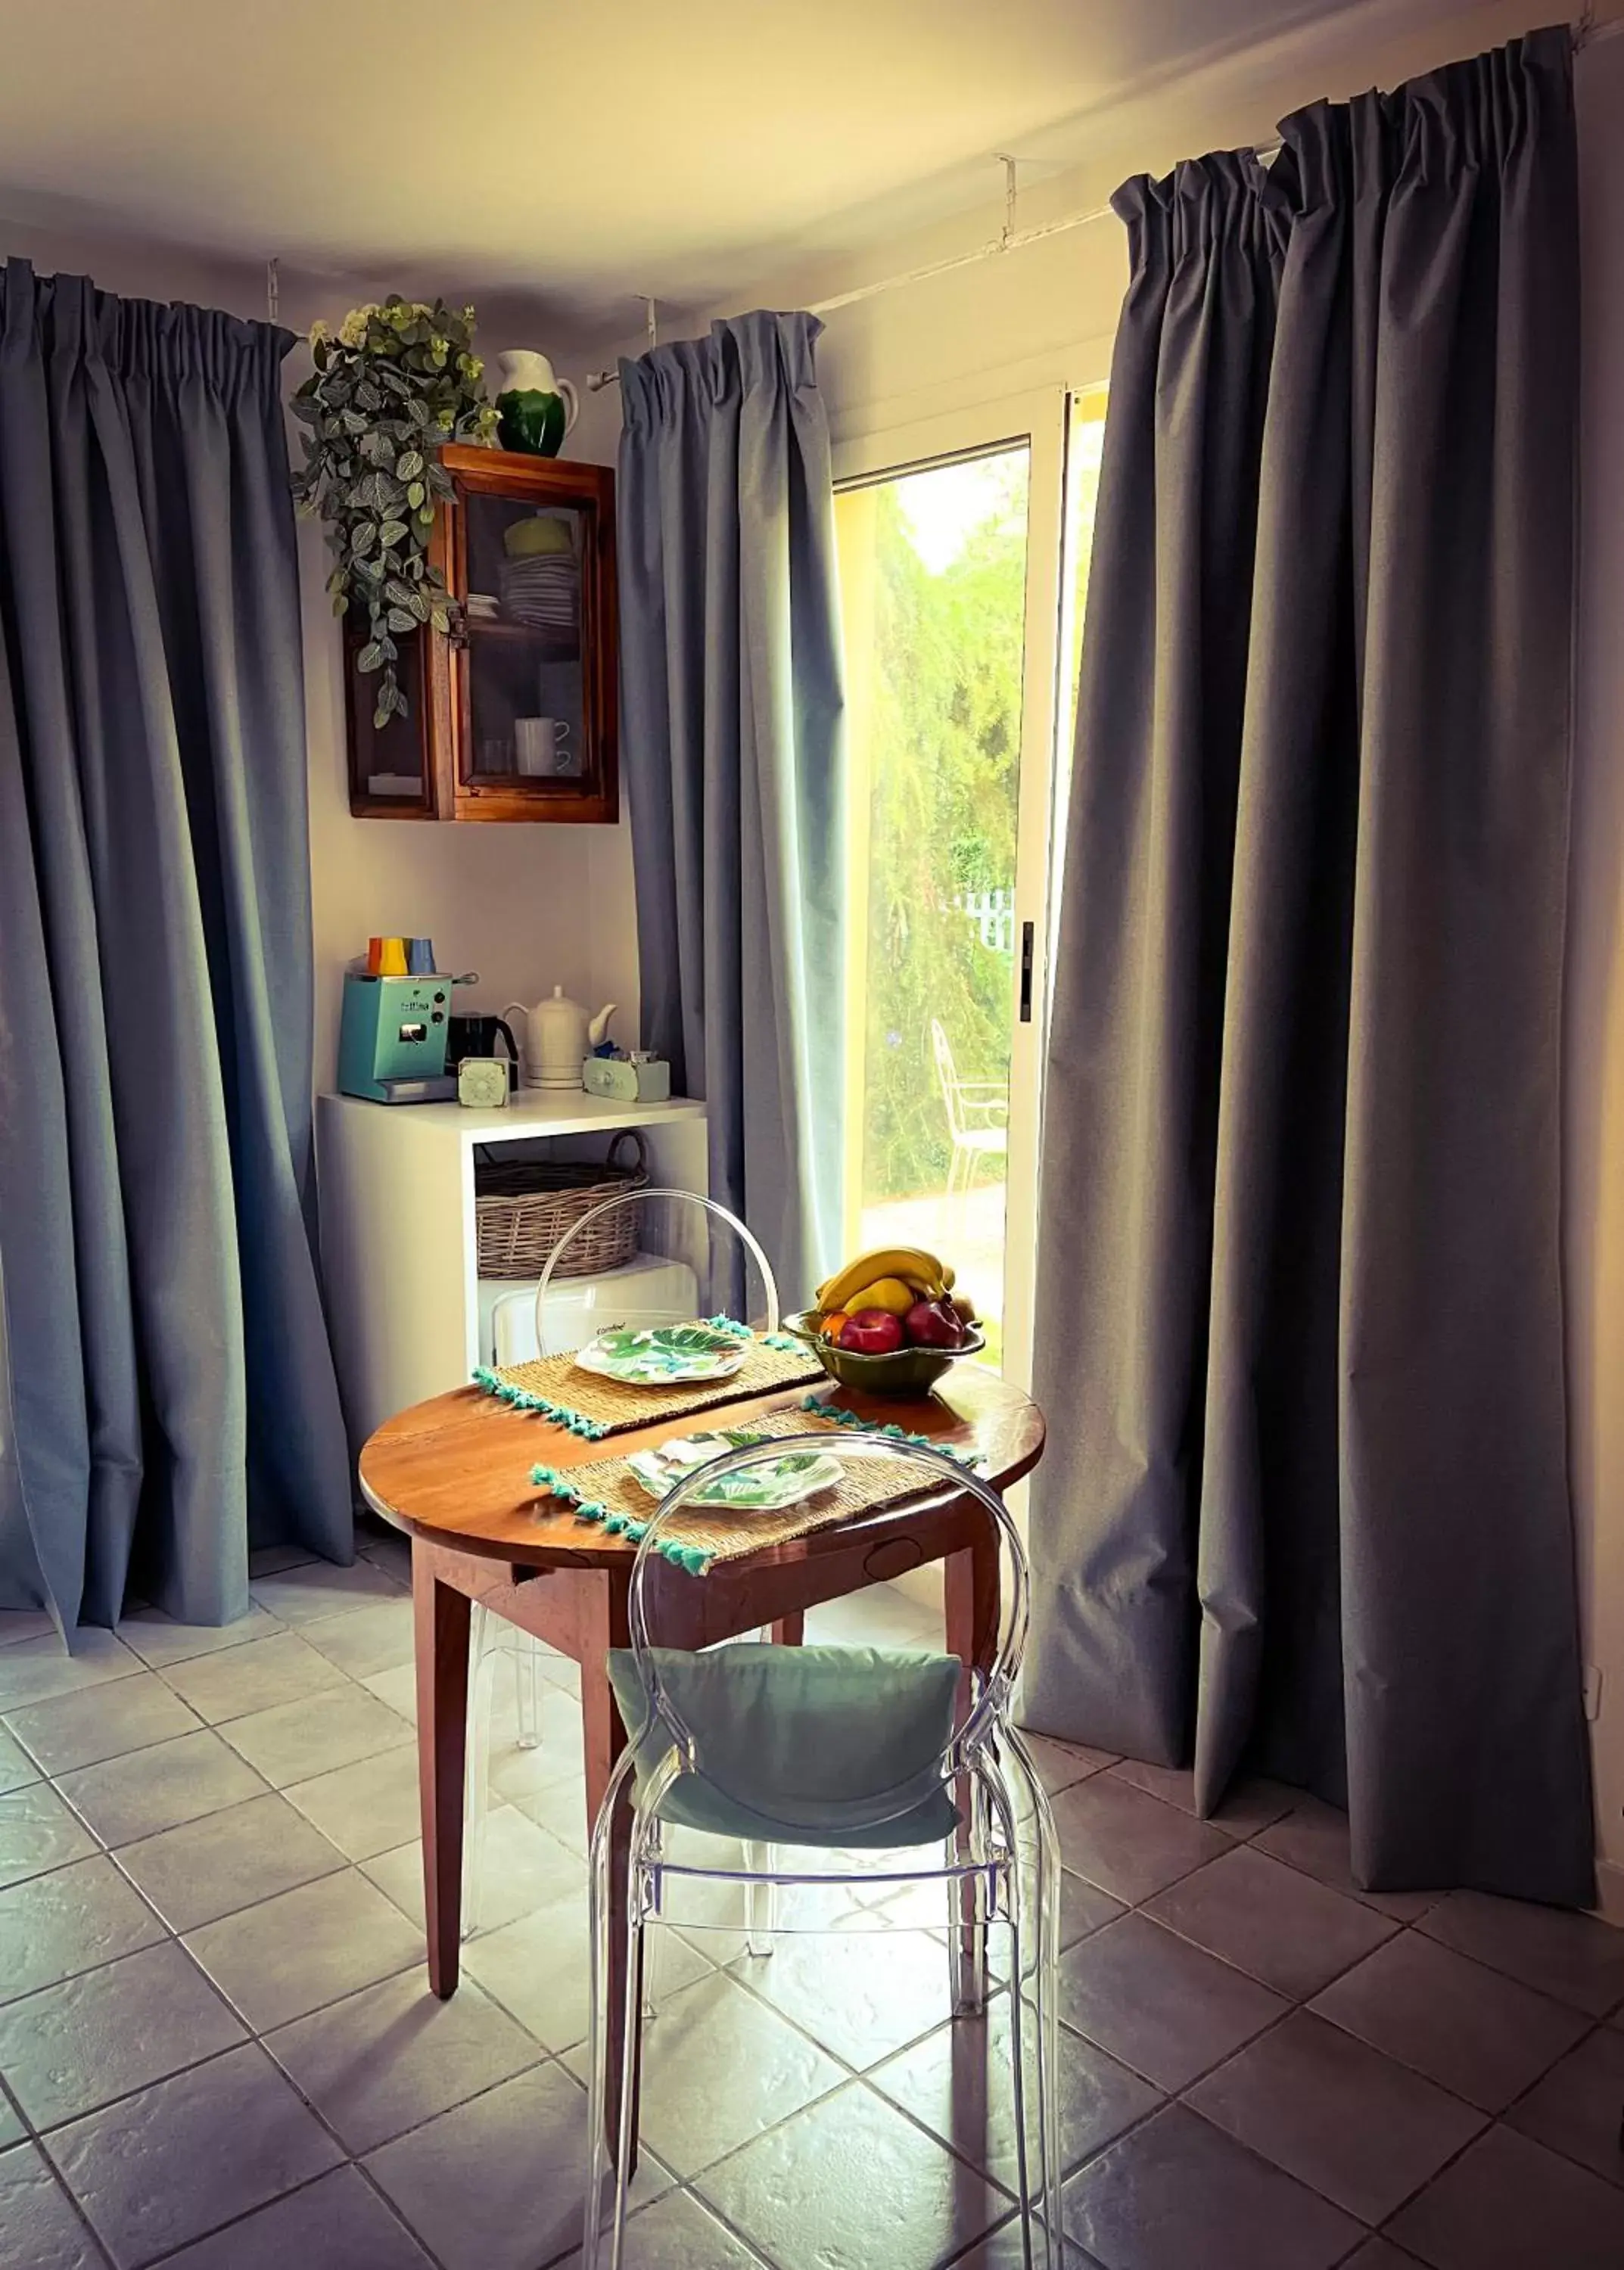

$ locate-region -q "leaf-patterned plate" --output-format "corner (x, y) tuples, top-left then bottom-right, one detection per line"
(571, 1323), (748, 1386)
(627, 1431), (845, 1510)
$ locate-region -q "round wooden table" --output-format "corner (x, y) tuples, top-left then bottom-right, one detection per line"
(359, 1362), (1044, 2138)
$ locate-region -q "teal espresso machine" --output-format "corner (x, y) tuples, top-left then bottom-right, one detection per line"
(338, 972), (459, 1102)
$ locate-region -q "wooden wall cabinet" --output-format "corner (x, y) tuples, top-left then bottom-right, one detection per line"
(344, 446), (618, 824)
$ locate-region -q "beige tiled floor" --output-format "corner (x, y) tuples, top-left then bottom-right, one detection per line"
(1, 1530), (1622, 2268)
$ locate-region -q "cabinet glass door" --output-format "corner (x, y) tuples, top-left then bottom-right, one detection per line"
(460, 488), (589, 787)
(440, 450), (618, 822)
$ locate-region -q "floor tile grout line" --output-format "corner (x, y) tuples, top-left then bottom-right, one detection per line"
(1293, 1920), (1599, 2115)
(0, 1870), (176, 2019)
(651, 1942), (1036, 2205)
(0, 1687), (213, 1777)
(1059, 1875), (1618, 2234)
(28, 1886), (555, 2266)
(1055, 1809), (1615, 2026)
(1405, 1912), (1624, 2022)
(254, 1984), (555, 2151)
(575, 1934), (999, 2212)
(1351, 2111), (1510, 2252)
(179, 1919), (430, 2041)
(100, 1797), (353, 1939)
(46, 1734), (285, 1860)
(678, 2076), (1010, 2270)
(130, 2144), (456, 2270)
(1130, 1888), (1405, 2008)
(1056, 1757), (1454, 1928)
(27, 2035), (250, 2155)
(15, 2135), (119, 2270)
(633, 2173), (787, 2270)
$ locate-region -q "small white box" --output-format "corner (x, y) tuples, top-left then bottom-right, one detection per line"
(478, 1251), (700, 1367)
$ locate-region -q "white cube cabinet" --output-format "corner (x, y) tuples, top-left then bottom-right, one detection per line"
(316, 1089), (708, 1451)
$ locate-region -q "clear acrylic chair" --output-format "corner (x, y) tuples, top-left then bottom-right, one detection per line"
(533, 1186), (780, 1351)
(464, 1191), (779, 1937)
(580, 1432), (1062, 2270)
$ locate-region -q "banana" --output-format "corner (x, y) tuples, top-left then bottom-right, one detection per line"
(845, 1276), (916, 1318)
(817, 1245), (947, 1315)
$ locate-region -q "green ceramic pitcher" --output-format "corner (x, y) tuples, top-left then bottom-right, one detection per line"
(494, 350), (579, 456)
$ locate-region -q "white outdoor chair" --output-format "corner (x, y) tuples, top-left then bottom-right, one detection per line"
(932, 1018), (1009, 1227)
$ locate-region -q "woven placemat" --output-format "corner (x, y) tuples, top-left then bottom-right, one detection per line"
(528, 1401), (979, 1572)
(472, 1328), (825, 1440)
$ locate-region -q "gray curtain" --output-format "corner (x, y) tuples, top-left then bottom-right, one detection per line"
(618, 312), (845, 1301)
(0, 261), (352, 1634)
(1027, 28), (1594, 1905)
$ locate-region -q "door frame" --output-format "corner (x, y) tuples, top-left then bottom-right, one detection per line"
(832, 387), (1069, 1393)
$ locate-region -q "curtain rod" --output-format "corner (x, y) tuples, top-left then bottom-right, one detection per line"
(585, 11), (1621, 392)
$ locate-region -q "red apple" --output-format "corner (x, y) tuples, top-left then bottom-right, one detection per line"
(904, 1298), (967, 1349)
(838, 1308), (905, 1354)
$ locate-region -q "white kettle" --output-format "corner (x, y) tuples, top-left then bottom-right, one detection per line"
(502, 990), (617, 1090)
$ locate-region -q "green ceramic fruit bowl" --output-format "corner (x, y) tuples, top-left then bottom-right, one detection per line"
(784, 1309), (986, 1399)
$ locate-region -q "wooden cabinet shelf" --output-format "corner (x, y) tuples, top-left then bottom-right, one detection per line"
(344, 446), (618, 825)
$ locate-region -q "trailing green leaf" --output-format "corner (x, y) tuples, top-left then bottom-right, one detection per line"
(292, 295), (499, 721)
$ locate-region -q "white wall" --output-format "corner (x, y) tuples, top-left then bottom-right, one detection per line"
(571, 0), (1624, 1901)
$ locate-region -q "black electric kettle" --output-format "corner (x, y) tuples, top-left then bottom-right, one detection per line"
(446, 1013), (520, 1087)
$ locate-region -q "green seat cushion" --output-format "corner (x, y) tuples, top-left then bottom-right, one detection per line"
(607, 1642), (963, 1849)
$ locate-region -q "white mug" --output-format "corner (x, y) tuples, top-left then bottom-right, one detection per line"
(515, 717), (571, 776)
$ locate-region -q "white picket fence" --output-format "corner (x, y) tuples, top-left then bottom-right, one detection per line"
(954, 887), (1017, 955)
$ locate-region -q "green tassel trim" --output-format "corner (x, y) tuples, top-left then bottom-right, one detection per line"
(798, 1395), (984, 1467)
(529, 1460), (714, 1572)
(471, 1368), (610, 1438)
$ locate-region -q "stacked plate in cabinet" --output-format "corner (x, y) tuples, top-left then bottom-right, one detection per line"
(499, 553), (578, 633)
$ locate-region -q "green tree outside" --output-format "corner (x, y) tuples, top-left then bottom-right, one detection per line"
(859, 453), (1028, 1205)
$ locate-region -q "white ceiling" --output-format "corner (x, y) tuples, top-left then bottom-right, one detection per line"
(0, 0), (1367, 324)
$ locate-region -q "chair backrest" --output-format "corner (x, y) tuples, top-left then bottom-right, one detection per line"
(932, 1018), (966, 1142)
(619, 1432), (1029, 1841)
(533, 1189), (780, 1355)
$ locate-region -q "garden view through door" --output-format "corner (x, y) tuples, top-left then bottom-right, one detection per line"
(835, 446), (1030, 1367)
(834, 393), (1104, 1377)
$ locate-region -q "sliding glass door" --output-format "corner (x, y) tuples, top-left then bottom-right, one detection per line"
(834, 387), (1103, 1386)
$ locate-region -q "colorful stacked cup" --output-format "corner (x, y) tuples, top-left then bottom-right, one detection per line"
(366, 936), (435, 975)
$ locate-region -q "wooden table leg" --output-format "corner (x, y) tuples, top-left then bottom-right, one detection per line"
(414, 1547), (473, 1999)
(581, 1570), (639, 2171)
(944, 1519), (1000, 2015)
(770, 1610), (805, 1645)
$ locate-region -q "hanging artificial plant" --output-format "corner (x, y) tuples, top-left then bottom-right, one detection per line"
(291, 297), (499, 727)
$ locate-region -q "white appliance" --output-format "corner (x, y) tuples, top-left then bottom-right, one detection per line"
(478, 1250), (700, 1368)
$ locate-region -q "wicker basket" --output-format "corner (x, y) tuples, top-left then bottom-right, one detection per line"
(474, 1130), (649, 1281)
